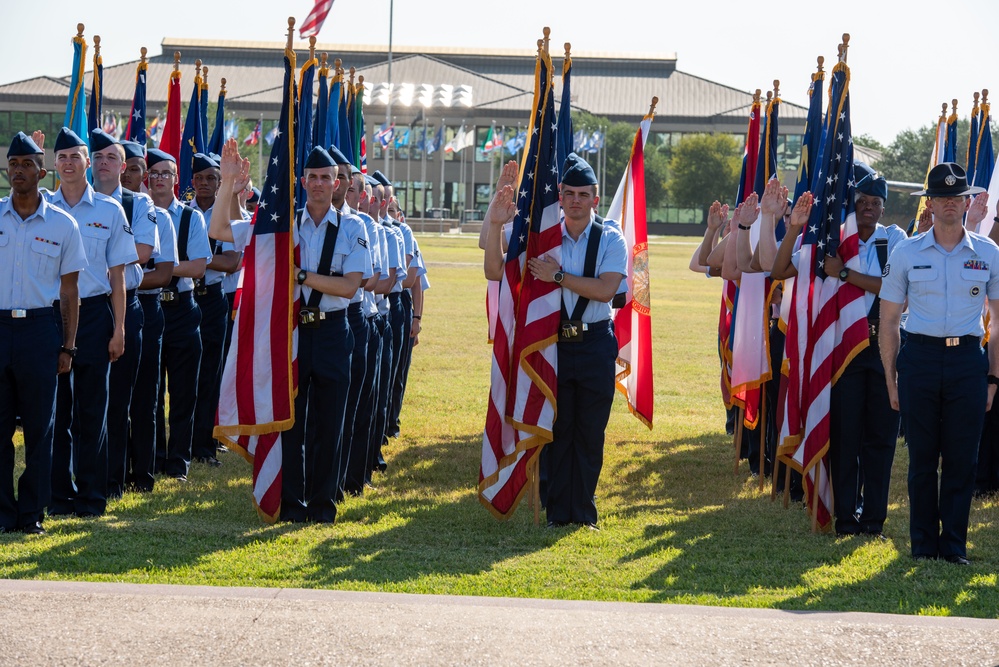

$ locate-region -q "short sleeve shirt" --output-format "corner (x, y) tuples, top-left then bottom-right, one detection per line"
(299, 206), (371, 312)
(165, 198), (212, 293)
(138, 207), (179, 295)
(111, 186), (160, 291)
(46, 185), (138, 298)
(880, 227), (999, 336)
(560, 218), (628, 323)
(0, 195), (88, 309)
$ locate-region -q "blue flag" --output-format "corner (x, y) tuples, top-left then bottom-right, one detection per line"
(943, 107), (958, 163)
(64, 31), (89, 148)
(87, 45), (103, 136)
(208, 86), (227, 156)
(178, 72), (205, 202)
(200, 75), (210, 150)
(338, 82), (354, 165)
(314, 63), (330, 150)
(328, 78), (341, 153)
(295, 53), (317, 205)
(556, 51), (573, 176)
(973, 102), (994, 189)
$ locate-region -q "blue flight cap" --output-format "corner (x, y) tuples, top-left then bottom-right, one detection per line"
(327, 144), (350, 166)
(146, 149), (176, 168)
(372, 170), (391, 187)
(561, 152), (597, 186)
(54, 127), (87, 152)
(120, 140), (146, 161)
(89, 128), (118, 153)
(363, 174), (380, 187)
(247, 187), (260, 204)
(208, 152), (221, 163)
(304, 145), (335, 169)
(192, 152), (219, 173)
(854, 161), (888, 201)
(7, 131), (44, 158)
(350, 165), (362, 176)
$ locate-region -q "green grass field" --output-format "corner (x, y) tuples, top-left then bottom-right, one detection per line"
(2, 234), (997, 618)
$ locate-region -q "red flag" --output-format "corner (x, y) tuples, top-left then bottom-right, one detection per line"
(479, 49), (561, 519)
(607, 112), (654, 428)
(214, 45), (299, 524)
(159, 66), (183, 196)
(299, 0), (335, 39)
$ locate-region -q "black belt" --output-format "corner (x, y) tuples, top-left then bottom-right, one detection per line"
(298, 307), (348, 327)
(558, 319), (612, 343)
(0, 307), (53, 319)
(126, 288), (137, 302)
(907, 333), (981, 348)
(388, 292), (402, 303)
(868, 319), (879, 343)
(80, 294), (110, 307)
(347, 302), (362, 314)
(138, 292), (162, 303)
(194, 282), (223, 297)
(159, 290), (193, 305)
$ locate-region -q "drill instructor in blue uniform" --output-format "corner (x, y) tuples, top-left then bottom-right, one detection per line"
(880, 162), (999, 564)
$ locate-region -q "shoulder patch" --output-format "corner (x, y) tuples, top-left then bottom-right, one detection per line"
(882, 263), (889, 277)
(147, 211), (157, 223)
(123, 224), (134, 235)
(358, 238), (368, 248)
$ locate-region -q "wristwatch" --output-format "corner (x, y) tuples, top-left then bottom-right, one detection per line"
(297, 270), (308, 285)
(60, 346), (77, 358)
(552, 270), (565, 285)
(988, 374), (999, 386)
(838, 268), (850, 282)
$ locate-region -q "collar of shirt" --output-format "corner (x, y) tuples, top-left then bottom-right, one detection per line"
(302, 205), (338, 228)
(919, 226), (977, 254)
(51, 182), (96, 210)
(0, 193), (54, 223)
(562, 217), (596, 243)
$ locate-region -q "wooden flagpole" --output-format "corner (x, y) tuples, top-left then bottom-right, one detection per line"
(757, 390), (767, 491)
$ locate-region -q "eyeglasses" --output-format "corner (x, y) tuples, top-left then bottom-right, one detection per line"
(148, 171), (176, 179)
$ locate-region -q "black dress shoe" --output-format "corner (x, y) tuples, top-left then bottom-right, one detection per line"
(20, 522), (45, 535)
(195, 456), (222, 467)
(913, 554), (937, 561)
(944, 555), (971, 565)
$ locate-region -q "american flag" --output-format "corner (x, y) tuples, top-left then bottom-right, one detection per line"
(125, 58), (147, 144)
(607, 110), (654, 428)
(781, 58), (866, 531)
(300, 0), (335, 39)
(215, 46), (299, 524)
(479, 47), (561, 519)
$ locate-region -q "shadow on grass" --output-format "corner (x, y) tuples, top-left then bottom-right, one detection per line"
(606, 432), (999, 616)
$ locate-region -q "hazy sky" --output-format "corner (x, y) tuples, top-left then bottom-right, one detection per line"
(3, 0), (997, 145)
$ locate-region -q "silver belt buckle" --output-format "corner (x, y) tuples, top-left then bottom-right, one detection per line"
(945, 337), (960, 347)
(11, 308), (27, 319)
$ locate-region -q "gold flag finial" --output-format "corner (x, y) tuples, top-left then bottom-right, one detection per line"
(816, 56), (824, 72)
(94, 35), (101, 55)
(773, 79), (780, 98)
(753, 88), (761, 104)
(648, 96), (659, 116)
(357, 74), (364, 95)
(564, 42), (571, 58)
(309, 35), (316, 61)
(543, 27), (551, 55)
(220, 77), (227, 95)
(286, 17), (296, 51)
(140, 47), (148, 65)
(983, 89), (990, 106)
(173, 51), (181, 72)
(840, 33), (850, 63)
(952, 98), (959, 116)
(76, 23), (84, 39)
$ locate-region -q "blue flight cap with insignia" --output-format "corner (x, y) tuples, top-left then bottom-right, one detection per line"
(854, 160), (888, 201)
(192, 152), (219, 173)
(120, 140), (146, 161)
(89, 128), (118, 153)
(7, 131), (44, 158)
(372, 170), (391, 187)
(54, 127), (87, 152)
(304, 145), (335, 169)
(327, 144), (350, 166)
(910, 162), (986, 197)
(561, 152), (598, 186)
(208, 152), (221, 163)
(247, 187), (260, 204)
(363, 174), (380, 187)
(146, 148), (176, 168)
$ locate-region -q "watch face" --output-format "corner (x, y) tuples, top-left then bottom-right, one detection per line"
(839, 269), (849, 280)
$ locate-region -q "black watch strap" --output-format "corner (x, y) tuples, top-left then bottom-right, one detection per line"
(988, 374), (999, 386)
(60, 346), (77, 358)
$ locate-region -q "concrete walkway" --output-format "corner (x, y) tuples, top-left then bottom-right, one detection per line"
(1, 580), (997, 666)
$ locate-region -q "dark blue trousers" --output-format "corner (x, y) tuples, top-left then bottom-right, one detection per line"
(51, 296), (113, 516)
(222, 291), (237, 370)
(156, 293), (202, 478)
(976, 343), (999, 496)
(192, 285), (228, 460)
(345, 314), (382, 493)
(0, 311), (59, 531)
(830, 342), (899, 535)
(335, 304), (369, 498)
(388, 289), (414, 437)
(281, 311), (352, 523)
(371, 303), (400, 475)
(107, 290), (143, 498)
(384, 293), (406, 441)
(898, 336), (986, 559)
(128, 294), (164, 491)
(546, 321), (617, 526)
